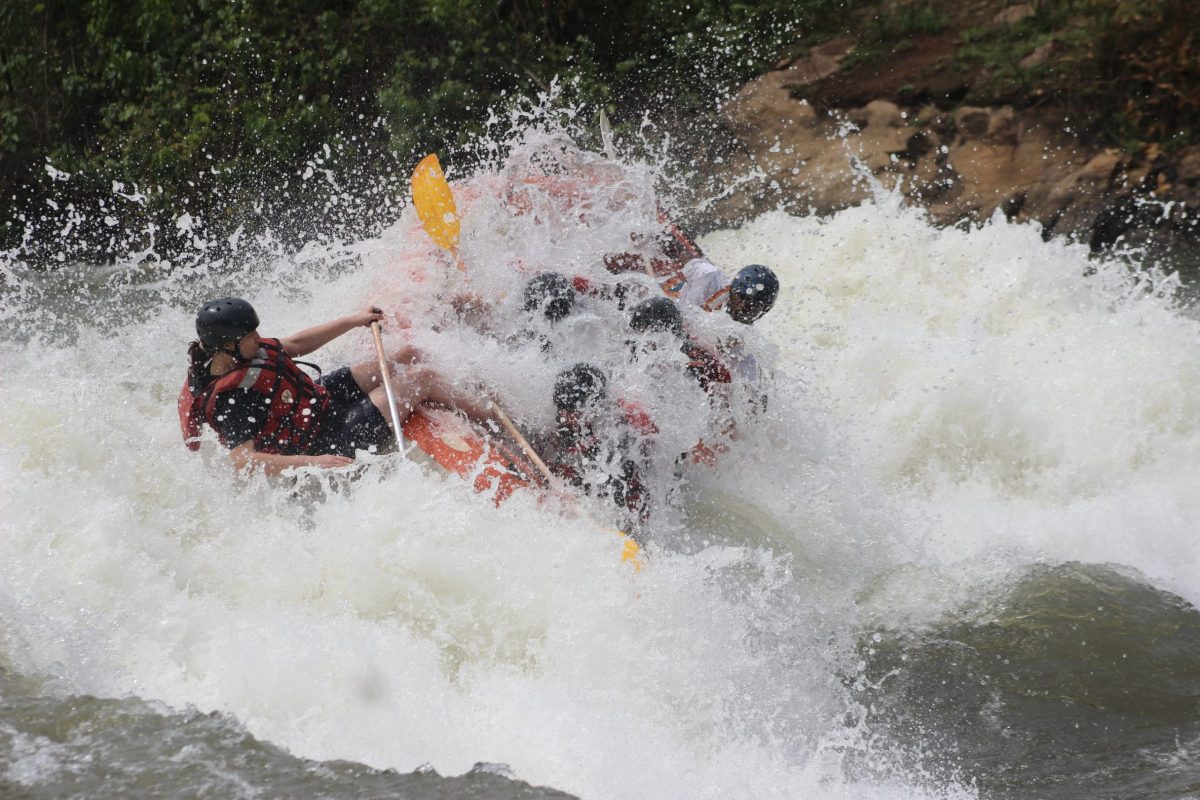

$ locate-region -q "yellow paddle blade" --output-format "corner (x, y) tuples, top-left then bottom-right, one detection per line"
(411, 153), (460, 253)
(614, 530), (644, 571)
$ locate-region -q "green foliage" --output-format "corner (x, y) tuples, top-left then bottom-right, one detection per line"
(3, 0), (855, 262)
(841, 0), (948, 66)
(8, 0), (1195, 263)
(2, 0), (410, 260)
(953, 0), (1200, 149)
(869, 0), (949, 40)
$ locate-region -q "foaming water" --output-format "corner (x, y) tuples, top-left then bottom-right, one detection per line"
(3, 127), (1199, 799)
(706, 205), (1200, 607)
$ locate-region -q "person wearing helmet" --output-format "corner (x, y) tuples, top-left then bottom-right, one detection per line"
(453, 271), (579, 349)
(179, 297), (487, 475)
(523, 272), (577, 323)
(601, 219), (778, 326)
(545, 363), (658, 527)
(628, 295), (685, 339)
(626, 297), (736, 466)
(659, 257), (777, 408)
(602, 220), (703, 282)
(552, 363), (609, 417)
(674, 260), (779, 325)
(505, 271), (580, 352)
(626, 297), (731, 396)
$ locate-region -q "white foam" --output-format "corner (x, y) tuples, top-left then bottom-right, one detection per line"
(5, 130), (1195, 799)
(706, 204), (1200, 612)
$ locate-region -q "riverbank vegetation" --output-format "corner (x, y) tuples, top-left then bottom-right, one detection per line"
(2, 0), (1196, 264)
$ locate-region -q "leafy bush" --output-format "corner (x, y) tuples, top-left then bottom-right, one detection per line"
(955, 0), (1200, 149)
(8, 0), (1193, 266)
(1, 0), (844, 264)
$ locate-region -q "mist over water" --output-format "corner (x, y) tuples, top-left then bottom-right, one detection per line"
(3, 111), (1200, 799)
(726, 202), (1200, 596)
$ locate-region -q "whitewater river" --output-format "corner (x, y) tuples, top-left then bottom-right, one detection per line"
(2, 135), (1199, 799)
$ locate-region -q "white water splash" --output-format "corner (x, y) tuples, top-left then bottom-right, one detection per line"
(5, 112), (1197, 799)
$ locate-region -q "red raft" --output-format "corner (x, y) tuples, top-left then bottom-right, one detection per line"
(400, 406), (544, 506)
(400, 406), (645, 569)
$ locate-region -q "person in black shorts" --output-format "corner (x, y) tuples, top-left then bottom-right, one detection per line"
(308, 364), (397, 457)
(180, 297), (491, 475)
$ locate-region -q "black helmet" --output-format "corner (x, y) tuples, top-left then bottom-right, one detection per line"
(196, 297), (259, 350)
(553, 363), (607, 412)
(628, 297), (684, 337)
(523, 272), (576, 323)
(728, 264), (779, 324)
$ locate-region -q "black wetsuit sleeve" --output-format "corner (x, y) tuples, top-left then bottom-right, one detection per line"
(209, 388), (268, 448)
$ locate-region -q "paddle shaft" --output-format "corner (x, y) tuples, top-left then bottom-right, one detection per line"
(370, 322), (406, 452)
(490, 400), (643, 569)
(487, 400), (554, 485)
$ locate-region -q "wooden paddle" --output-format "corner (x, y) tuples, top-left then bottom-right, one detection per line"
(370, 321), (406, 453)
(488, 400), (554, 484)
(489, 398), (643, 571)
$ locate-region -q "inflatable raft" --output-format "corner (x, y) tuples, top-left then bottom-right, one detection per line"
(401, 405), (644, 569)
(400, 406), (542, 506)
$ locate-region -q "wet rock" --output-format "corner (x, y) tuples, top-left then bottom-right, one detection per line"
(954, 107), (992, 140)
(1079, 151), (1122, 184)
(1020, 40), (1057, 69)
(709, 58), (1198, 260)
(724, 38), (853, 134)
(946, 138), (1051, 216)
(985, 107), (1019, 146)
(994, 3), (1036, 24)
(913, 104), (946, 127)
(1176, 146), (1200, 185)
(905, 157), (961, 203)
(1001, 191), (1028, 220)
(848, 99), (904, 129)
(901, 129), (939, 160)
(1123, 160), (1154, 190)
(1040, 151), (1122, 241)
(1044, 159), (1106, 209)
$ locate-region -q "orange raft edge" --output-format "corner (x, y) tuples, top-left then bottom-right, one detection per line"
(400, 406), (645, 571)
(400, 406), (540, 506)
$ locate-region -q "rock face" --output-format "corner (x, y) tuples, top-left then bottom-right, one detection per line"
(710, 43), (1200, 262)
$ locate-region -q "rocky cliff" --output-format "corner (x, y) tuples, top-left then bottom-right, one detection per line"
(707, 7), (1200, 270)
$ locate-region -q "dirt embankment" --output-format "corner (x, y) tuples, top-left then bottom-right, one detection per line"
(709, 4), (1200, 267)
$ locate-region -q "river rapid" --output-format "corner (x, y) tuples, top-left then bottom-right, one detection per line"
(2, 124), (1200, 800)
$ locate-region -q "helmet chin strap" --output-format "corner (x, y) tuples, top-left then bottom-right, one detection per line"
(213, 340), (248, 370)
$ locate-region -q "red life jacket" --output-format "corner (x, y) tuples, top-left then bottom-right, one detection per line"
(615, 398), (659, 436)
(550, 399), (657, 518)
(554, 401), (656, 469)
(603, 222), (699, 287)
(700, 286), (730, 312)
(177, 338), (330, 454)
(683, 341), (732, 393)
